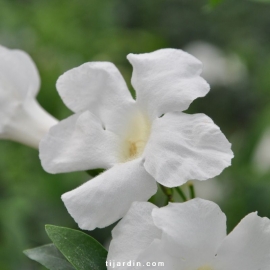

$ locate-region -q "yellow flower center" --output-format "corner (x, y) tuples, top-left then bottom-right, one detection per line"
(119, 111), (151, 162)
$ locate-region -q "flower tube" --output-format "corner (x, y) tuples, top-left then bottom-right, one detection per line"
(0, 45), (58, 149)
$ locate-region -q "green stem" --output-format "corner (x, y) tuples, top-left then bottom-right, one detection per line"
(86, 168), (105, 177)
(188, 182), (196, 199)
(175, 186), (187, 201)
(160, 184), (174, 204)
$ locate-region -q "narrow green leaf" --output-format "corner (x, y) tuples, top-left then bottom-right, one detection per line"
(24, 243), (75, 270)
(45, 225), (107, 270)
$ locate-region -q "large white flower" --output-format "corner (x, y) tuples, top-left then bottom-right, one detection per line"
(39, 49), (233, 230)
(0, 45), (58, 148)
(108, 199), (270, 270)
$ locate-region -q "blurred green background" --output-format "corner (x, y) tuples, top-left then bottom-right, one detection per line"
(0, 0), (270, 269)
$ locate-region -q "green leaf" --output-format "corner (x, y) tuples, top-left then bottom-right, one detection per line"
(24, 243), (75, 270)
(45, 225), (107, 270)
(209, 0), (222, 7)
(203, 0), (223, 13)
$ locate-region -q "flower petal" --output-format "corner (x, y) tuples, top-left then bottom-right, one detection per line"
(56, 62), (136, 134)
(135, 239), (178, 270)
(253, 127), (270, 173)
(62, 159), (157, 230)
(0, 46), (57, 147)
(152, 199), (226, 269)
(0, 46), (41, 133)
(0, 45), (40, 99)
(213, 212), (270, 270)
(143, 112), (233, 187)
(107, 202), (161, 269)
(127, 49), (209, 120)
(39, 110), (120, 173)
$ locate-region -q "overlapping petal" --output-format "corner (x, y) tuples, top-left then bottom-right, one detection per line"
(62, 159), (157, 230)
(40, 110), (120, 173)
(0, 45), (40, 100)
(143, 112), (233, 187)
(107, 202), (161, 270)
(152, 199), (226, 269)
(107, 199), (270, 270)
(56, 62), (136, 135)
(214, 212), (270, 270)
(135, 239), (178, 270)
(127, 49), (209, 120)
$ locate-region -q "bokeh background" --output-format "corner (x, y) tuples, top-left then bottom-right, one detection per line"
(1, 0), (270, 269)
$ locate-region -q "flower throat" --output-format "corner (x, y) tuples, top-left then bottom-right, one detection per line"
(120, 111), (151, 162)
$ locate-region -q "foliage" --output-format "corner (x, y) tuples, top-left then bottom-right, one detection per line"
(25, 225), (107, 270)
(24, 244), (75, 270)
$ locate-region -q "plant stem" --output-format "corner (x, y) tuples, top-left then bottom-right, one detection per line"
(160, 184), (174, 203)
(86, 168), (105, 177)
(175, 186), (187, 201)
(188, 182), (195, 199)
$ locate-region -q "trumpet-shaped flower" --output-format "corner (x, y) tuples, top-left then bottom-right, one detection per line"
(39, 49), (233, 230)
(108, 199), (270, 270)
(0, 45), (58, 148)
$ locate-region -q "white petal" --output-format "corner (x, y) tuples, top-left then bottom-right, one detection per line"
(0, 45), (40, 99)
(143, 112), (233, 187)
(253, 127), (270, 173)
(135, 239), (178, 270)
(39, 111), (120, 173)
(152, 199), (226, 269)
(213, 212), (270, 270)
(127, 49), (209, 120)
(62, 159), (157, 230)
(0, 45), (57, 148)
(107, 202), (161, 270)
(0, 46), (41, 135)
(56, 62), (136, 135)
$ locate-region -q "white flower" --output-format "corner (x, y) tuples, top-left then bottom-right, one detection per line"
(39, 49), (233, 230)
(253, 127), (270, 173)
(185, 41), (247, 86)
(107, 199), (270, 270)
(0, 45), (58, 149)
